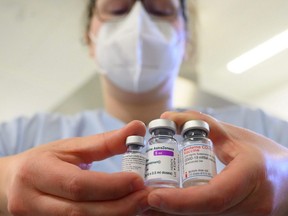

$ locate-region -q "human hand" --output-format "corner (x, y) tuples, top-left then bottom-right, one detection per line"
(144, 111), (288, 216)
(0, 120), (149, 216)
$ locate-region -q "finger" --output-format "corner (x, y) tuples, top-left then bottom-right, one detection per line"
(161, 111), (228, 143)
(161, 111), (239, 164)
(18, 120), (145, 201)
(143, 209), (182, 216)
(148, 154), (258, 215)
(48, 120), (146, 164)
(19, 189), (149, 216)
(33, 161), (145, 201)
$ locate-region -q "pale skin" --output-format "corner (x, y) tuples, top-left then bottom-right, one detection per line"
(0, 120), (149, 216)
(144, 111), (288, 216)
(0, 5), (185, 216)
(1, 2), (288, 216)
(0, 4), (185, 215)
(88, 4), (187, 125)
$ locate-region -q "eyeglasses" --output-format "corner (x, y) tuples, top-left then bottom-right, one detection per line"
(96, 0), (181, 22)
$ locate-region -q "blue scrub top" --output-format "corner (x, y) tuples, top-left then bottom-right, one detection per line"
(0, 105), (287, 173)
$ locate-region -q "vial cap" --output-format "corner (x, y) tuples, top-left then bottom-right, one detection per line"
(126, 135), (145, 147)
(148, 119), (176, 134)
(181, 120), (210, 136)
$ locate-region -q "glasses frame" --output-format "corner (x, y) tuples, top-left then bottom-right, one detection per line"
(95, 0), (182, 22)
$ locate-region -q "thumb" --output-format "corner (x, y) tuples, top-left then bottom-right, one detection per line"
(49, 120), (146, 164)
(161, 111), (237, 165)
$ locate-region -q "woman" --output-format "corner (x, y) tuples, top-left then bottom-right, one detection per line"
(0, 0), (288, 215)
(86, 0), (189, 125)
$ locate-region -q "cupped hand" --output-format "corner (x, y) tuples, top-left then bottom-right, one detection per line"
(0, 120), (149, 216)
(144, 111), (288, 216)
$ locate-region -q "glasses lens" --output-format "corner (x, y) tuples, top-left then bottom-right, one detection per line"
(97, 0), (133, 21)
(143, 0), (180, 20)
(96, 0), (180, 22)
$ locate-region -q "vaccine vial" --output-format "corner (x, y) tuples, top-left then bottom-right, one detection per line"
(122, 135), (146, 180)
(146, 119), (180, 188)
(180, 120), (217, 187)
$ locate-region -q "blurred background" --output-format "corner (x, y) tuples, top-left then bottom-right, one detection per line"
(0, 0), (287, 123)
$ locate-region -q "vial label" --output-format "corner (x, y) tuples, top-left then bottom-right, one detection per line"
(146, 143), (179, 182)
(181, 144), (216, 184)
(122, 153), (146, 180)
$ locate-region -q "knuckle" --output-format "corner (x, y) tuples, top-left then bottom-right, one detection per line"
(7, 196), (27, 216)
(65, 175), (85, 201)
(7, 165), (32, 215)
(15, 160), (34, 184)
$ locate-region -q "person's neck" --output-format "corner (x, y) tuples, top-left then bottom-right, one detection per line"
(102, 78), (174, 125)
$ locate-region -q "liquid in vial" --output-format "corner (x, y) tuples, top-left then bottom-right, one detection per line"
(122, 135), (146, 180)
(146, 119), (180, 188)
(180, 120), (217, 187)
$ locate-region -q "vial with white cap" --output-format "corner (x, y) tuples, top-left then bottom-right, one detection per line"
(122, 135), (146, 180)
(146, 119), (180, 188)
(180, 120), (217, 187)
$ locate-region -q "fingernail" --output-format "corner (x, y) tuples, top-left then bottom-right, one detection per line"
(149, 194), (163, 208)
(141, 209), (161, 216)
(137, 203), (150, 215)
(137, 198), (150, 215)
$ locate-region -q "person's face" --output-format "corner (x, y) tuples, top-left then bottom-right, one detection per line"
(88, 0), (187, 58)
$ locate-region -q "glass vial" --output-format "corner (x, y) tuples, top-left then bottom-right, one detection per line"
(180, 120), (217, 187)
(122, 135), (146, 180)
(146, 119), (180, 188)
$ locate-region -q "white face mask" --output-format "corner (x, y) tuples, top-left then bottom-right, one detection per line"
(90, 2), (185, 93)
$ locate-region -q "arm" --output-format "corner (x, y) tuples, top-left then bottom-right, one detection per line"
(145, 111), (288, 216)
(0, 120), (149, 216)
